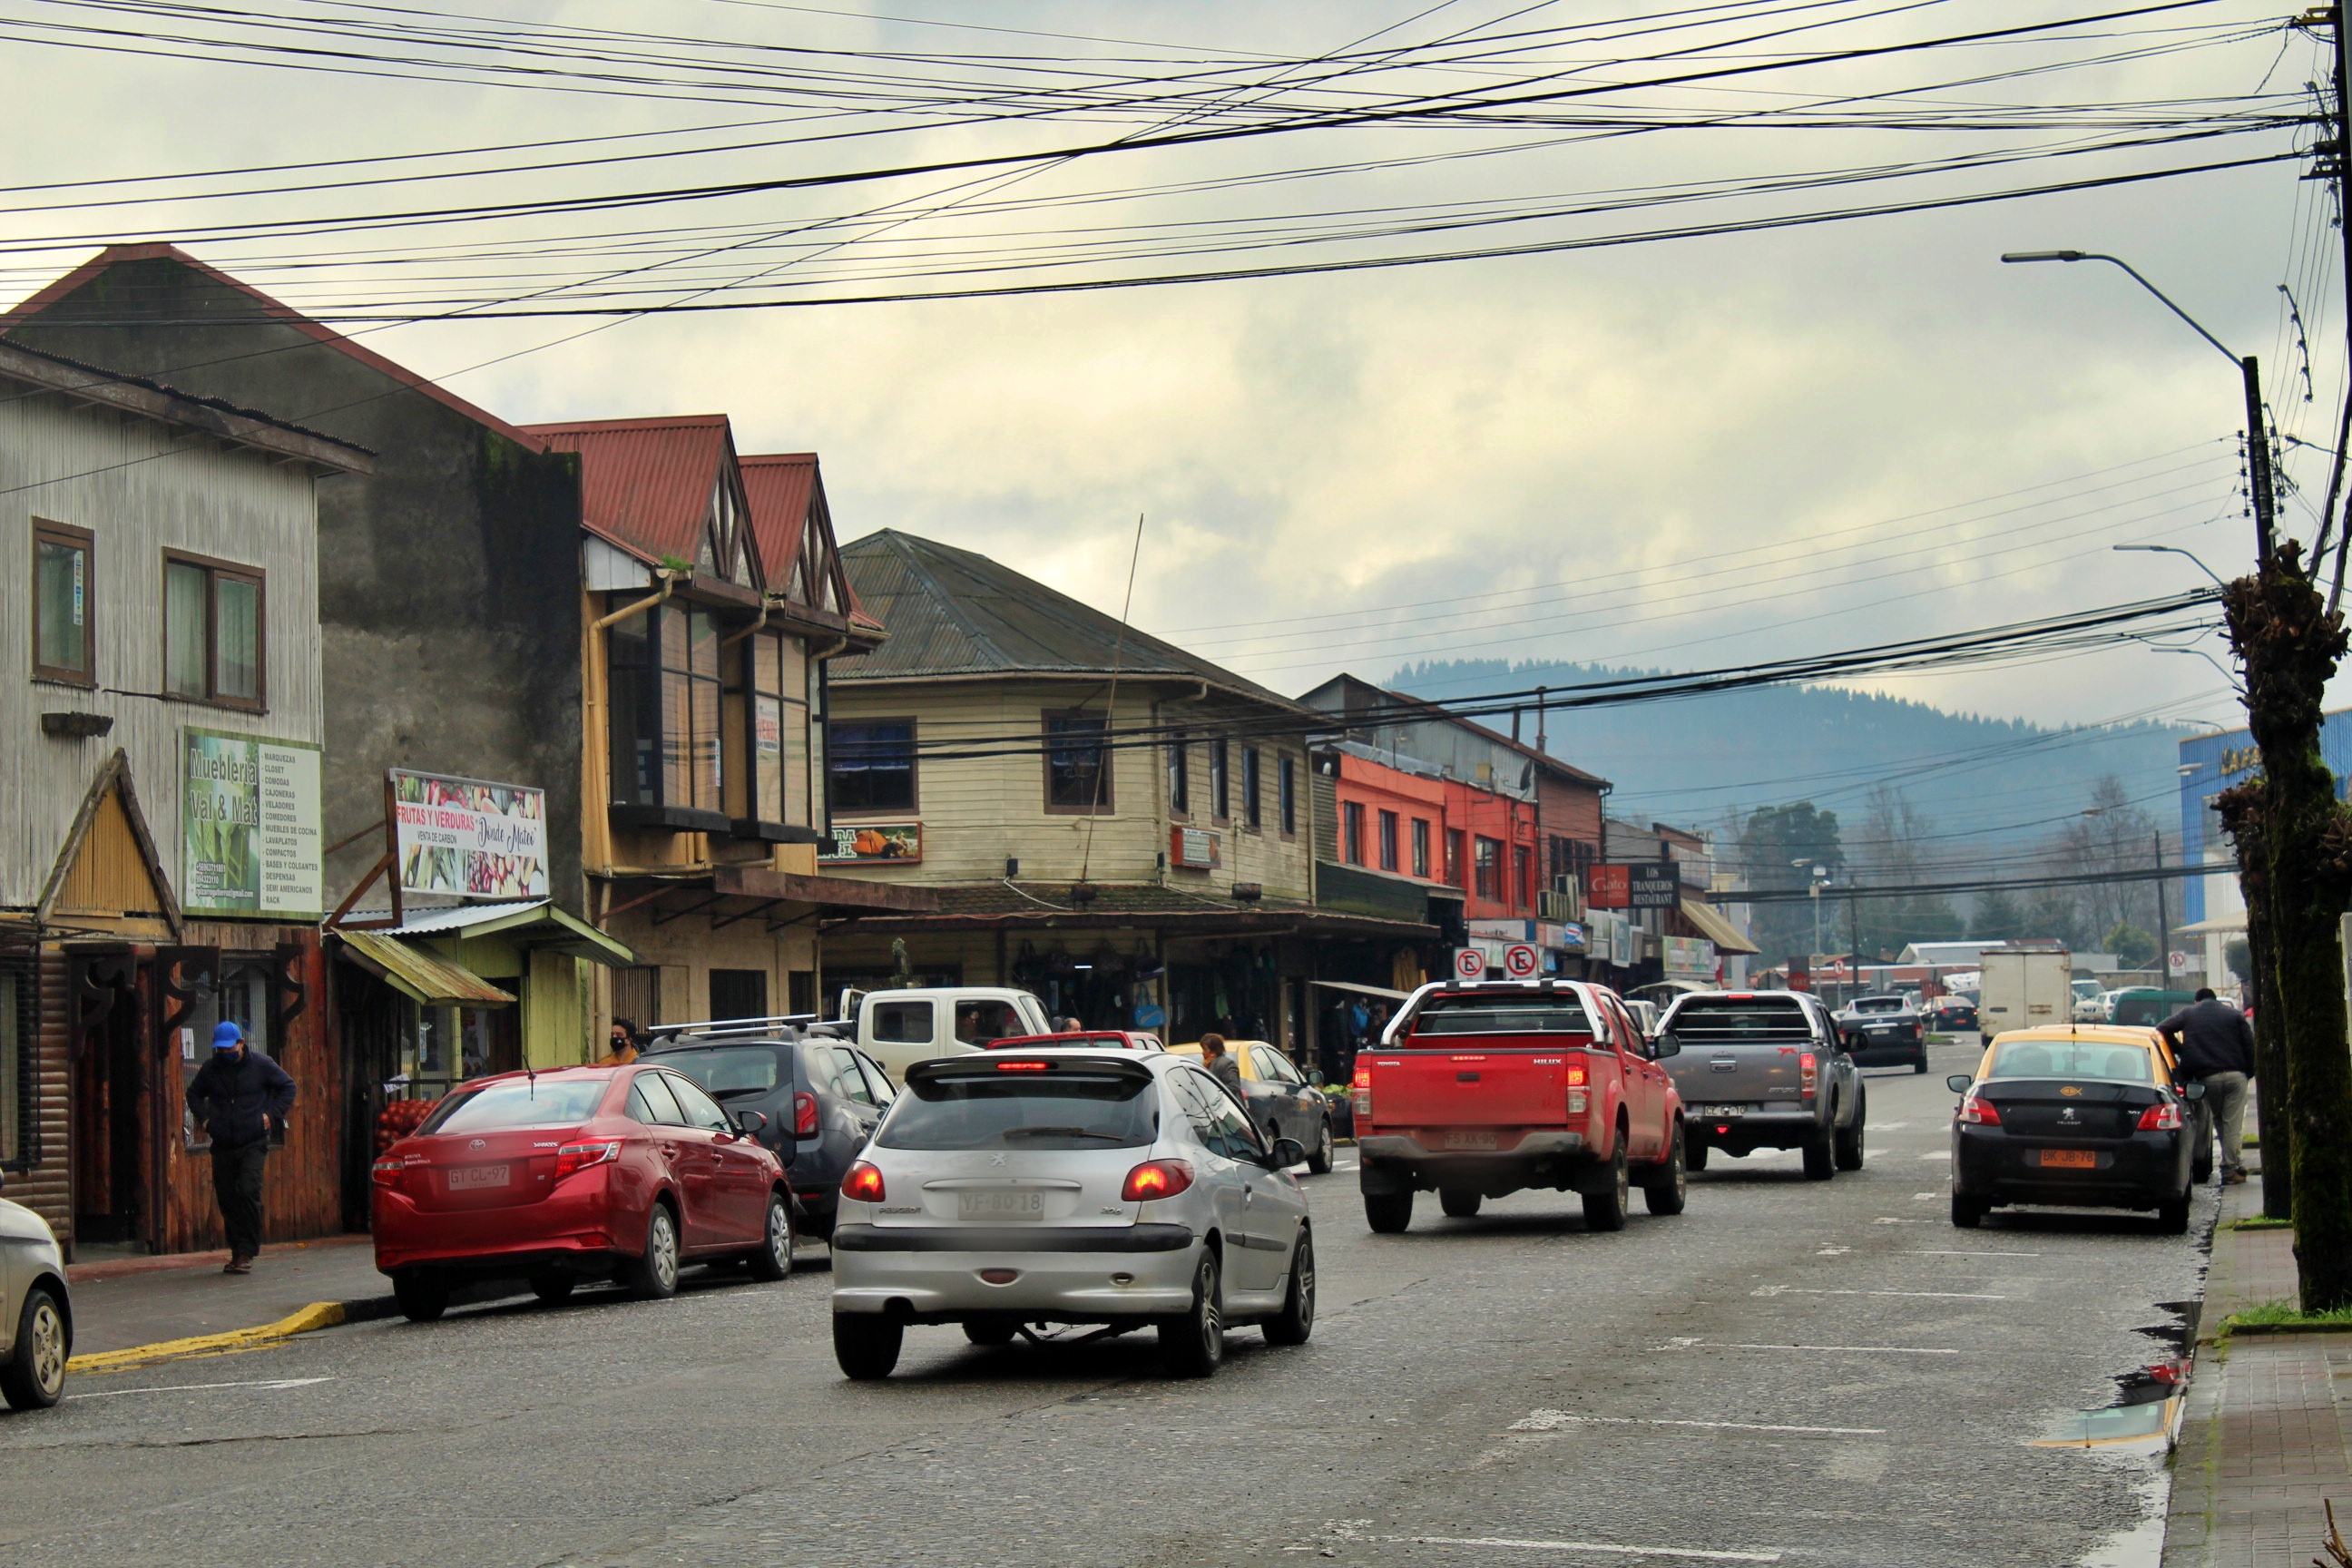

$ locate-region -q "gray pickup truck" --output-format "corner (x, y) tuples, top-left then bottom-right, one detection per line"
(1654, 989), (1865, 1180)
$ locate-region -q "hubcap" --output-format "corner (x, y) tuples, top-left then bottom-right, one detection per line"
(1318, 1122), (1332, 1164)
(769, 1203), (792, 1269)
(1200, 1263), (1221, 1354)
(652, 1211), (678, 1289)
(1297, 1244), (1316, 1328)
(29, 1299), (64, 1396)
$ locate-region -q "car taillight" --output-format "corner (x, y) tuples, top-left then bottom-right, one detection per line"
(792, 1090), (818, 1137)
(371, 1155), (406, 1189)
(554, 1140), (621, 1181)
(1564, 1062), (1588, 1087)
(842, 1160), (886, 1202)
(1958, 1094), (2001, 1125)
(1566, 1089), (1589, 1115)
(1799, 1053), (1818, 1098)
(1352, 1066), (1372, 1122)
(1122, 1159), (1195, 1201)
(2138, 1102), (2184, 1131)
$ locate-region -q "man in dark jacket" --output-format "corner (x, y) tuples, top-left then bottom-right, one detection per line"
(185, 1021), (298, 1273)
(2157, 988), (2256, 1186)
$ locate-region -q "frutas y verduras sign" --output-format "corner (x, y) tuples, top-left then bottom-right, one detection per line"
(183, 728), (321, 917)
(390, 769), (547, 900)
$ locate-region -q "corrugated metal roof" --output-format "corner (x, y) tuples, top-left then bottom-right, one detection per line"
(337, 930), (515, 1007)
(837, 530), (1305, 711)
(524, 416), (733, 570)
(381, 899), (636, 965)
(383, 901), (549, 935)
(740, 452), (814, 583)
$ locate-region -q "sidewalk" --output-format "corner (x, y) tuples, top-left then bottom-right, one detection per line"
(66, 1235), (392, 1360)
(2162, 1179), (2352, 1567)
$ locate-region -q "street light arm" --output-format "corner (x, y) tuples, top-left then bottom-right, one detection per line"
(2001, 250), (2238, 366)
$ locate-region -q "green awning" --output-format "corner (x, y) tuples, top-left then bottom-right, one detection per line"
(338, 929), (516, 1008)
(379, 899), (635, 967)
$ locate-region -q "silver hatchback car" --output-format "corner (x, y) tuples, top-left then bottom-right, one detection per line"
(829, 1047), (1314, 1379)
(0, 1171), (72, 1410)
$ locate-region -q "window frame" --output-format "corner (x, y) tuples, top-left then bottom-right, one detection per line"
(161, 549), (268, 711)
(1242, 747), (1262, 832)
(1411, 818), (1431, 879)
(32, 519), (95, 687)
(1377, 808), (1399, 872)
(1446, 828), (1466, 889)
(1210, 738), (1230, 822)
(828, 715), (919, 817)
(1343, 800), (1366, 865)
(1278, 755), (1297, 838)
(1042, 708), (1114, 815)
(1474, 836), (1504, 900)
(1167, 733), (1190, 816)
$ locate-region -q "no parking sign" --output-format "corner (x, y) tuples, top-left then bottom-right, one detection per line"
(1451, 946), (1488, 982)
(1503, 943), (1541, 979)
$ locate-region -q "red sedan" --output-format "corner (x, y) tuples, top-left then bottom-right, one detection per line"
(372, 1064), (795, 1321)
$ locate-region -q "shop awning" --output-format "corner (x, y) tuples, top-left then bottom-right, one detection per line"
(382, 899), (635, 967)
(1310, 980), (1412, 1002)
(338, 930), (515, 1008)
(1679, 898), (1760, 955)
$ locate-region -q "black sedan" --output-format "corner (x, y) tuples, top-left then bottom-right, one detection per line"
(1947, 1035), (2200, 1232)
(642, 1029), (898, 1240)
(1927, 998), (1978, 1034)
(1834, 995), (1927, 1072)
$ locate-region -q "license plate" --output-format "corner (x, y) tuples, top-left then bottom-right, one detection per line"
(1700, 1104), (1746, 1118)
(2039, 1149), (2097, 1170)
(958, 1191), (1044, 1220)
(448, 1164), (509, 1191)
(1443, 1131), (1500, 1150)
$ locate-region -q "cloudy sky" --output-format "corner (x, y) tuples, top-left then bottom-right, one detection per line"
(0, 0), (2318, 750)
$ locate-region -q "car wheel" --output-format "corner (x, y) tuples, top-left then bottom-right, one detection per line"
(1363, 1190), (1413, 1234)
(1583, 1132), (1631, 1232)
(1263, 1230), (1317, 1347)
(1910, 1048), (1928, 1075)
(1685, 1139), (1710, 1172)
(393, 1269), (450, 1323)
(745, 1192), (795, 1282)
(0, 1284), (68, 1410)
(1802, 1122), (1837, 1181)
(964, 1318), (1018, 1347)
(1643, 1123), (1688, 1217)
(1307, 1118), (1335, 1175)
(1159, 1250), (1224, 1377)
(529, 1272), (574, 1307)
(2157, 1193), (2192, 1234)
(1951, 1191), (1985, 1229)
(2191, 1107), (2215, 1184)
(834, 1312), (904, 1379)
(1438, 1187), (1482, 1219)
(1835, 1089), (1867, 1172)
(623, 1201), (681, 1301)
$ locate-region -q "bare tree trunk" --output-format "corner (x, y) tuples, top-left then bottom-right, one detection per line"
(2218, 789), (2292, 1220)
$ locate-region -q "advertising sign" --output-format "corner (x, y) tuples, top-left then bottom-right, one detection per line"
(183, 729), (321, 917)
(821, 822), (922, 865)
(390, 769), (547, 900)
(1586, 864), (1629, 909)
(1628, 862), (1681, 910)
(1663, 936), (1717, 980)
(1170, 826), (1222, 869)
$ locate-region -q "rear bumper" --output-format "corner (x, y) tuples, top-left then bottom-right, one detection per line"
(830, 1224), (1200, 1320)
(372, 1183), (638, 1275)
(1684, 1109), (1823, 1149)
(1845, 1034), (1924, 1062)
(1357, 1131), (1596, 1196)
(1952, 1128), (2189, 1210)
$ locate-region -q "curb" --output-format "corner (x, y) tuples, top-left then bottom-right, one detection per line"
(67, 1295), (393, 1376)
(67, 1233), (372, 1285)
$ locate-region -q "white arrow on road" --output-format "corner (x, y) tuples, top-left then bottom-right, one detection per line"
(68, 1377), (335, 1401)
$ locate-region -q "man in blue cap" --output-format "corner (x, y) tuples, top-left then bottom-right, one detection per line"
(185, 1021), (298, 1274)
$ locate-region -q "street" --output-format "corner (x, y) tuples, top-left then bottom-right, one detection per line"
(0, 1049), (2211, 1568)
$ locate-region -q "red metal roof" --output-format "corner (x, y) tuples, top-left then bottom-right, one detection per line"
(741, 451), (881, 633)
(523, 415), (737, 571)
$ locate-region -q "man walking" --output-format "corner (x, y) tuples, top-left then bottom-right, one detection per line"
(2157, 987), (2257, 1186)
(185, 1022), (298, 1273)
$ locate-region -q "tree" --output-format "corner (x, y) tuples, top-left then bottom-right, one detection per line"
(2104, 923), (2157, 970)
(1737, 803), (1845, 962)
(1972, 888), (2026, 941)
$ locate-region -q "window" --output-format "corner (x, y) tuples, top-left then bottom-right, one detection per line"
(1515, 846), (1534, 911)
(1474, 836), (1503, 899)
(1044, 710), (1112, 811)
(1412, 818), (1431, 879)
(871, 1001), (933, 1044)
(607, 602), (724, 818)
(424, 1078), (612, 1132)
(163, 553), (264, 708)
(1210, 738), (1230, 820)
(730, 632), (790, 825)
(1446, 829), (1466, 888)
(1344, 801), (1366, 865)
(1168, 735), (1190, 815)
(33, 522), (93, 684)
(628, 1072), (686, 1125)
(828, 719), (916, 814)
(877, 1065), (1159, 1151)
(1243, 748), (1262, 830)
(1279, 756), (1296, 836)
(830, 1047), (877, 1106)
(853, 1049), (897, 1105)
(1377, 809), (1399, 872)
(662, 1073), (735, 1132)
(709, 968), (768, 1022)
(952, 1000), (1022, 1045)
(0, 969), (20, 1165)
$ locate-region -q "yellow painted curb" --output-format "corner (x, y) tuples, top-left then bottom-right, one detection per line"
(68, 1301), (348, 1376)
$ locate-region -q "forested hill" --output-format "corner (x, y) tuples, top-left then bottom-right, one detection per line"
(1389, 658), (2190, 838)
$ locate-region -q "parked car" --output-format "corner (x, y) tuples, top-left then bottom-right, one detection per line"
(0, 1171), (71, 1410)
(1622, 998), (1663, 1041)
(1162, 1039), (1335, 1173)
(1832, 993), (1927, 1072)
(1656, 990), (1866, 1178)
(2108, 987), (2200, 1028)
(372, 1065), (795, 1321)
(1965, 1024), (2212, 1184)
(1351, 979), (1687, 1233)
(1947, 1029), (2203, 1231)
(846, 987), (1055, 1079)
(828, 1046), (1315, 1379)
(1928, 997), (1979, 1034)
(642, 1029), (898, 1240)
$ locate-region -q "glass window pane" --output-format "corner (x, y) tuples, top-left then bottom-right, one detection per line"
(35, 537), (87, 674)
(216, 575), (260, 701)
(828, 721), (915, 812)
(658, 668), (690, 805)
(690, 674), (721, 809)
(754, 695), (785, 822)
(164, 561), (209, 697)
(1046, 715), (1109, 808)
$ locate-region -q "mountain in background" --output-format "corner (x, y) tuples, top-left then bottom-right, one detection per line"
(1388, 658), (2191, 853)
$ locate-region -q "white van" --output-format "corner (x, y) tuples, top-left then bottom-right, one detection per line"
(845, 987), (1055, 1079)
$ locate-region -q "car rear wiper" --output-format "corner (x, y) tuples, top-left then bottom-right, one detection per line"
(1001, 1127), (1126, 1142)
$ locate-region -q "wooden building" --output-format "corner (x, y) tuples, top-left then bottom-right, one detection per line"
(0, 338), (368, 1256)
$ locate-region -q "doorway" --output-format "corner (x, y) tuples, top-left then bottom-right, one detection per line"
(710, 969), (769, 1022)
(72, 970), (144, 1246)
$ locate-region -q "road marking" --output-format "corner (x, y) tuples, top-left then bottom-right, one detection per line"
(1752, 1285), (2004, 1300)
(68, 1376), (335, 1401)
(1917, 1152), (1949, 1161)
(1815, 1245), (1849, 1256)
(66, 1301), (348, 1375)
(1865, 1122), (1912, 1130)
(1326, 1528), (1779, 1563)
(1905, 1249), (2042, 1258)
(1511, 1411), (1885, 1436)
(1873, 1218), (1932, 1224)
(1662, 1337), (1958, 1356)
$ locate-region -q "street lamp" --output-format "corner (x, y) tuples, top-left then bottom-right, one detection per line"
(2002, 250), (2274, 562)
(1793, 858), (1831, 970)
(2113, 544), (2229, 589)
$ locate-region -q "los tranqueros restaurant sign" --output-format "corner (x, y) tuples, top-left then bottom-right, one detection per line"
(390, 769), (548, 900)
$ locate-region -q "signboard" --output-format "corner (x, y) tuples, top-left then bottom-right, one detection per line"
(1586, 865), (1629, 909)
(183, 728), (321, 917)
(1628, 863), (1681, 910)
(1503, 943), (1541, 979)
(1170, 826), (1222, 869)
(1452, 947), (1489, 982)
(1556, 922), (1585, 951)
(2169, 949), (2203, 977)
(390, 769), (547, 900)
(1663, 936), (1716, 980)
(821, 822), (922, 865)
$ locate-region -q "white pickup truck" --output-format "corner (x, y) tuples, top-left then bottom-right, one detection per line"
(834, 987), (1056, 1078)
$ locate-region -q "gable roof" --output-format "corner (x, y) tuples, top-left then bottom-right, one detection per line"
(0, 336), (370, 473)
(740, 452), (878, 634)
(522, 415), (757, 587)
(836, 529), (1305, 711)
(1300, 671), (1611, 789)
(2, 243), (544, 449)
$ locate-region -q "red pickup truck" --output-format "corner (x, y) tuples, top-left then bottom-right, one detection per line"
(1351, 979), (1688, 1233)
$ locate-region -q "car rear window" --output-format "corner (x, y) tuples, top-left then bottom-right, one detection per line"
(649, 1045), (785, 1100)
(1852, 997), (1903, 1014)
(1666, 996), (1814, 1044)
(877, 1070), (1158, 1150)
(420, 1078), (609, 1133)
(1985, 1042), (2153, 1083)
(1407, 994), (1592, 1037)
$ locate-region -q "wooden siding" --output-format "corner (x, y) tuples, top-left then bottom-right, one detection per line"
(5, 947), (73, 1240)
(50, 787), (170, 920)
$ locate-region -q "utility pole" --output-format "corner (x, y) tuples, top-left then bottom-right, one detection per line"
(2152, 831), (2170, 985)
(2243, 357), (2278, 564)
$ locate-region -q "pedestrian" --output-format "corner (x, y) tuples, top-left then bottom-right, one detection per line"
(184, 1021), (297, 1275)
(2156, 986), (2257, 1185)
(598, 1018), (641, 1066)
(1200, 1032), (1242, 1094)
(1057, 1015), (1083, 1033)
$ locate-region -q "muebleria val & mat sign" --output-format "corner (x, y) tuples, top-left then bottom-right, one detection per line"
(182, 727), (323, 917)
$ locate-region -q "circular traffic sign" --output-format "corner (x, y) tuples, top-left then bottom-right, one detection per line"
(1453, 946), (1488, 982)
(1503, 943), (1541, 979)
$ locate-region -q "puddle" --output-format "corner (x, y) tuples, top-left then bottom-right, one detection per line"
(2074, 1475), (2171, 1568)
(2031, 1396), (2181, 1453)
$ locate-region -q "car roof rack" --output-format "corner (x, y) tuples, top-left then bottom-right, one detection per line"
(643, 1013), (821, 1039)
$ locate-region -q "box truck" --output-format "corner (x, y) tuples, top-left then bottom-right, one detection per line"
(1975, 944), (2073, 1044)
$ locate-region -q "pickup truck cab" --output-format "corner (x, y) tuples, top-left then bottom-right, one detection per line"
(843, 988), (1055, 1079)
(1655, 990), (1864, 1179)
(1352, 979), (1687, 1234)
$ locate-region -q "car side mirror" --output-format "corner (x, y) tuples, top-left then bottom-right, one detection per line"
(734, 1108), (769, 1135)
(1649, 1033), (1681, 1059)
(2182, 1082), (2208, 1102)
(1945, 1074), (1975, 1093)
(1268, 1136), (1308, 1170)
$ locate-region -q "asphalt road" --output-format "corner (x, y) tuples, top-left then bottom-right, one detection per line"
(0, 1044), (2213, 1568)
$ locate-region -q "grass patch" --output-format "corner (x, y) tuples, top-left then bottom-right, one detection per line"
(2230, 1216), (2293, 1231)
(2220, 1297), (2352, 1333)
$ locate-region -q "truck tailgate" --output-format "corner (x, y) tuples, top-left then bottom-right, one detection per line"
(1671, 1044), (1803, 1108)
(1370, 1050), (1572, 1126)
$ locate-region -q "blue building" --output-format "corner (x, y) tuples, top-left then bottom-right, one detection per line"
(2177, 710), (2352, 979)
